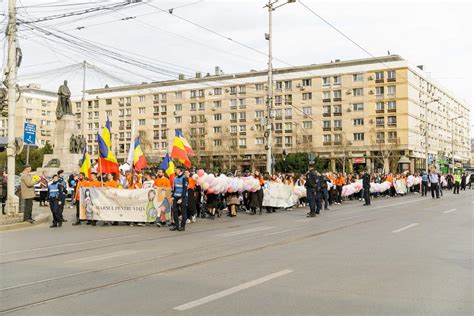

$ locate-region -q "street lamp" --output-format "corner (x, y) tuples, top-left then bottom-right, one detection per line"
(449, 115), (462, 174)
(423, 98), (439, 172)
(264, 0), (295, 175)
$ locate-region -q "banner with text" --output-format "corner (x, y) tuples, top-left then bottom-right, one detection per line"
(80, 187), (172, 222)
(262, 183), (296, 208)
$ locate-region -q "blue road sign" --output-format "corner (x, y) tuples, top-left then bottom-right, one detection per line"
(24, 122), (36, 145)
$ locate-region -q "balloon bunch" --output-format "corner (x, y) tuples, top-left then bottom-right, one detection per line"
(194, 169), (261, 194)
(293, 186), (307, 198)
(369, 181), (392, 193)
(341, 181), (363, 197)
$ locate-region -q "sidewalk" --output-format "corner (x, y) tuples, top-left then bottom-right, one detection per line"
(0, 201), (51, 231)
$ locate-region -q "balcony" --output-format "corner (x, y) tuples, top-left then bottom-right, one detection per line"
(387, 108), (397, 113)
(375, 109), (384, 113)
(153, 124), (160, 128)
(376, 139), (385, 143)
(161, 100), (167, 103)
(275, 130), (282, 134)
(333, 127), (342, 131)
(323, 142), (332, 146)
(323, 98), (331, 103)
(126, 102), (131, 106)
(375, 79), (384, 83)
(376, 94), (384, 99)
(387, 123), (397, 127)
(230, 132), (237, 136)
(387, 138), (397, 143)
(275, 143), (282, 148)
(333, 98), (342, 102)
(153, 100), (160, 104)
(274, 116), (282, 120)
(376, 124), (384, 128)
(161, 123), (167, 128)
(230, 119), (237, 123)
(239, 131), (247, 135)
(153, 136), (160, 140)
(333, 141), (342, 145)
(323, 113), (331, 117)
(284, 129), (292, 133)
(387, 78), (396, 82)
(285, 116), (292, 120)
(323, 127), (331, 131)
(161, 112), (167, 115)
(239, 145), (247, 149)
(239, 119), (246, 122)
(239, 105), (246, 109)
(333, 112), (342, 116)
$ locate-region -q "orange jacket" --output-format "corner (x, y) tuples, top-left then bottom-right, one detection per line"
(75, 179), (89, 201)
(154, 176), (171, 188)
(104, 180), (119, 188)
(335, 176), (345, 186)
(188, 177), (196, 190)
(129, 182), (142, 190)
(88, 180), (101, 188)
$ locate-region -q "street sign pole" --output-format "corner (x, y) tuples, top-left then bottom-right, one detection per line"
(23, 122), (36, 167)
(25, 144), (30, 165)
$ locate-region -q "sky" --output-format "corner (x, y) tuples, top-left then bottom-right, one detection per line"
(1, 0), (472, 114)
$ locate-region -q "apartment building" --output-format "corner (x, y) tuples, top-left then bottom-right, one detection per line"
(0, 84), (57, 147)
(69, 55), (469, 172)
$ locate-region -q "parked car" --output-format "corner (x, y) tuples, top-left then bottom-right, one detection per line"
(34, 173), (74, 201)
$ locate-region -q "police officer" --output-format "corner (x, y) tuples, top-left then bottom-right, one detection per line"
(170, 166), (188, 231)
(362, 170), (371, 206)
(48, 174), (65, 228)
(305, 163), (322, 217)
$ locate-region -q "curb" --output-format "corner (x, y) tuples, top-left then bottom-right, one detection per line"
(0, 213), (51, 232)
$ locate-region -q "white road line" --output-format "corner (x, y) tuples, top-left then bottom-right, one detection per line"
(66, 250), (137, 264)
(174, 269), (293, 311)
(263, 229), (296, 237)
(392, 223), (419, 233)
(0, 234), (142, 255)
(443, 208), (456, 214)
(218, 226), (274, 237)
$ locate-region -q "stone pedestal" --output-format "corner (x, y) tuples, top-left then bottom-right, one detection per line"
(39, 114), (83, 174)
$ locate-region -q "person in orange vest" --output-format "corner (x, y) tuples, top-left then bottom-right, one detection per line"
(335, 173), (345, 204)
(104, 173), (119, 188)
(185, 170), (197, 223)
(129, 174), (142, 189)
(86, 172), (101, 226)
(72, 172), (89, 226)
(154, 169), (171, 188)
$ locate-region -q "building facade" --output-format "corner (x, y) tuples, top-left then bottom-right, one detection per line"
(0, 84), (57, 147)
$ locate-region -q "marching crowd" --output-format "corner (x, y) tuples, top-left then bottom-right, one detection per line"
(5, 164), (473, 229)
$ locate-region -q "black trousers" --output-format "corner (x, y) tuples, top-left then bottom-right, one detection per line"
(23, 198), (33, 221)
(187, 189), (196, 218)
(49, 199), (62, 224)
(336, 186), (342, 203)
(58, 197), (65, 221)
(430, 183), (439, 198)
(322, 189), (329, 209)
(363, 188), (371, 205)
(172, 199), (187, 228)
(453, 182), (460, 194)
(307, 189), (321, 214)
(421, 181), (428, 196)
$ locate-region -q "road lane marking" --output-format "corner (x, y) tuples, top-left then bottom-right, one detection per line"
(263, 229), (296, 237)
(0, 234), (143, 255)
(392, 223), (419, 233)
(173, 269), (293, 311)
(218, 226), (274, 237)
(443, 208), (456, 214)
(66, 250), (137, 264)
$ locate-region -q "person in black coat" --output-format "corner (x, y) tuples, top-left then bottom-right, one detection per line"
(362, 170), (371, 206)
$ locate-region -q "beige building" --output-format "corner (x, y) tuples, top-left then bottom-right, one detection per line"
(0, 84), (57, 147)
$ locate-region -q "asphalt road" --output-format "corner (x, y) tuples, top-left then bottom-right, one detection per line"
(0, 190), (472, 316)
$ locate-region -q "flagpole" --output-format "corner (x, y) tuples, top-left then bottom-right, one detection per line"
(97, 133), (104, 187)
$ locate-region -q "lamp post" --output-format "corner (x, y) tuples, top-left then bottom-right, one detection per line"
(450, 115), (462, 174)
(264, 0), (295, 175)
(423, 98), (439, 172)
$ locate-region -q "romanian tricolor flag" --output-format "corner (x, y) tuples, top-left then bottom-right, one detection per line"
(133, 137), (147, 172)
(176, 129), (195, 156)
(171, 129), (192, 168)
(159, 153), (175, 177)
(79, 145), (92, 179)
(97, 117), (119, 175)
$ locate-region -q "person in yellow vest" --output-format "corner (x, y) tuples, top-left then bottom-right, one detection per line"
(453, 172), (461, 194)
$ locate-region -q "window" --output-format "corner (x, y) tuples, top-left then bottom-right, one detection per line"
(213, 113), (222, 121)
(284, 136), (292, 146)
(106, 110), (112, 117)
(138, 119), (146, 126)
(160, 93), (166, 100)
(198, 102), (205, 111)
(284, 108), (292, 118)
(353, 118), (364, 126)
(191, 115), (197, 123)
(388, 131), (397, 139)
(213, 139), (222, 146)
(322, 106), (331, 114)
(255, 138), (264, 145)
(255, 83), (264, 91)
(174, 104), (182, 112)
(376, 102), (384, 111)
(162, 142), (167, 149)
(303, 135), (313, 144)
(333, 104), (342, 113)
(284, 122), (292, 131)
(353, 103), (364, 111)
(94, 122), (99, 129)
(387, 85), (396, 96)
(334, 120), (342, 128)
(352, 88), (363, 96)
(239, 112), (246, 120)
(191, 103), (197, 111)
(376, 117), (384, 127)
(198, 127), (205, 134)
(322, 91), (331, 100)
(175, 116), (182, 124)
(198, 90), (205, 97)
(353, 133), (364, 141)
(213, 126), (222, 133)
(303, 121), (312, 129)
(26, 108), (32, 115)
(333, 76), (341, 84)
(154, 143), (160, 150)
(387, 116), (397, 126)
(239, 98), (246, 106)
(334, 134), (342, 142)
(376, 132), (385, 141)
(375, 71), (384, 80)
(352, 73), (363, 82)
(230, 86), (237, 94)
(94, 111), (99, 117)
(126, 97), (131, 104)
(239, 138), (246, 146)
(175, 91), (182, 99)
(153, 106), (159, 114)
(275, 137), (282, 145)
(190, 90), (197, 98)
(230, 125), (238, 133)
(303, 92), (312, 100)
(387, 70), (396, 80)
(214, 88), (222, 95)
(333, 90), (342, 99)
(255, 97), (264, 104)
(239, 125), (246, 132)
(322, 77), (331, 85)
(160, 105), (166, 113)
(230, 113), (237, 121)
(106, 99), (112, 105)
(302, 78), (312, 87)
(255, 110), (264, 118)
(323, 135), (331, 143)
(303, 107), (312, 115)
(323, 120), (331, 128)
(274, 95), (282, 106)
(284, 95), (292, 105)
(276, 81), (283, 90)
(284, 81), (292, 89)
(139, 95), (145, 102)
(238, 85), (245, 93)
(139, 107), (146, 114)
(275, 123), (282, 131)
(376, 86), (384, 95)
(213, 100), (222, 108)
(387, 101), (396, 110)
(274, 109), (282, 118)
(198, 115), (205, 123)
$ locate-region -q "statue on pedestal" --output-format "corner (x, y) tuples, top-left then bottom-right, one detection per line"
(56, 80), (73, 120)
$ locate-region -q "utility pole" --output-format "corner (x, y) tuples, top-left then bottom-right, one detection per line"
(423, 98), (439, 172)
(264, 0), (295, 175)
(450, 115), (462, 174)
(5, 0), (19, 215)
(81, 60), (86, 137)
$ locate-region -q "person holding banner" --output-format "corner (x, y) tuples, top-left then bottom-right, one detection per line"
(154, 169), (171, 188)
(170, 167), (188, 231)
(87, 172), (101, 226)
(104, 173), (119, 188)
(72, 172), (88, 225)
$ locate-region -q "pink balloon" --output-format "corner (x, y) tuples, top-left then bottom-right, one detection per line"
(197, 169), (205, 177)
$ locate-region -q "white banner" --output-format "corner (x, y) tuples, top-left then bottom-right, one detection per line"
(262, 183), (295, 208)
(80, 187), (172, 222)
